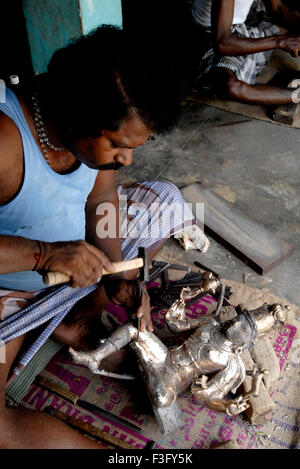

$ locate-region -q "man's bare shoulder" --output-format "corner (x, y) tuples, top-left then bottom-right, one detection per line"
(0, 111), (24, 205)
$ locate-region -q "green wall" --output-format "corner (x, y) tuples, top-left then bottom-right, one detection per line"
(23, 0), (123, 75)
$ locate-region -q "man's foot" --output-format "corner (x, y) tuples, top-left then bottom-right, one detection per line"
(288, 78), (300, 103)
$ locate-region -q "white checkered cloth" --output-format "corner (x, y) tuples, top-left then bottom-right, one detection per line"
(197, 0), (280, 85)
(0, 180), (197, 375)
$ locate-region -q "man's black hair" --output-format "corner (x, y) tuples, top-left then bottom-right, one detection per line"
(36, 25), (184, 139)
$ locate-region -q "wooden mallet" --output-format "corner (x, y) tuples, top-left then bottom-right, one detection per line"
(43, 247), (149, 286)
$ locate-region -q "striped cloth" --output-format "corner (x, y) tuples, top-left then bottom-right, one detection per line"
(0, 180), (198, 382)
(118, 180), (195, 258)
(196, 0), (280, 85)
(5, 338), (63, 403)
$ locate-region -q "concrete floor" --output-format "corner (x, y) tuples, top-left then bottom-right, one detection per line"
(116, 101), (300, 306)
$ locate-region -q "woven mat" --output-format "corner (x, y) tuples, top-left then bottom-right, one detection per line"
(13, 251), (300, 450)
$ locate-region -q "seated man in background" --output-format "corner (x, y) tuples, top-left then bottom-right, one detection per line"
(192, 0), (300, 105)
(0, 26), (201, 448)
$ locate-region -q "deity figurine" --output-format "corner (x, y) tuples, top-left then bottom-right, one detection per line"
(69, 287), (287, 416)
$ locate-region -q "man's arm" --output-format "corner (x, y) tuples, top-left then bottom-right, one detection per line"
(85, 170), (153, 332)
(0, 113), (114, 287)
(211, 0), (300, 57)
(85, 170), (123, 263)
(0, 113), (44, 273)
(268, 0), (300, 29)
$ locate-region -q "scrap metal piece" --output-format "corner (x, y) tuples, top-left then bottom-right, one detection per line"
(182, 183), (293, 275)
(148, 268), (227, 313)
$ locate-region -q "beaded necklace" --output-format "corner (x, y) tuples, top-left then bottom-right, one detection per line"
(32, 94), (65, 167)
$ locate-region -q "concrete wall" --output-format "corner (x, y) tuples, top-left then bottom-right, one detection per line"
(23, 0), (123, 75)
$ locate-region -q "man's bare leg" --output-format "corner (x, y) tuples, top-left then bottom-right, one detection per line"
(0, 336), (102, 448)
(208, 68), (296, 105)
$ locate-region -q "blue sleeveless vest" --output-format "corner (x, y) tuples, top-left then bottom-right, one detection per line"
(0, 87), (98, 291)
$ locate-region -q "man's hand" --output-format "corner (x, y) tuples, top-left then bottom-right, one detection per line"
(136, 284), (153, 333)
(38, 240), (116, 288)
(279, 35), (300, 57)
(103, 278), (154, 332)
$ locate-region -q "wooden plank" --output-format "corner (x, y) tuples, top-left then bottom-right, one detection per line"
(36, 376), (79, 404)
(44, 408), (138, 449)
(181, 183), (293, 275)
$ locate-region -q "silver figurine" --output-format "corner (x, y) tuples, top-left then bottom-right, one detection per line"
(69, 287), (287, 417)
